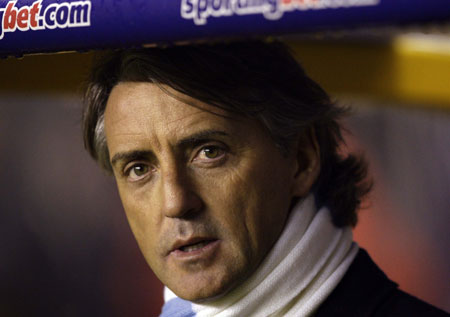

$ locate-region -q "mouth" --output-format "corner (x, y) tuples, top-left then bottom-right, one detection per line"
(179, 240), (213, 252)
(169, 238), (219, 258)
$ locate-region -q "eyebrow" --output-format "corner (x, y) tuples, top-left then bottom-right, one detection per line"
(110, 129), (230, 168)
(176, 129), (229, 147)
(111, 150), (153, 168)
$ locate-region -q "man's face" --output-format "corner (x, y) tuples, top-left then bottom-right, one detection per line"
(104, 82), (301, 301)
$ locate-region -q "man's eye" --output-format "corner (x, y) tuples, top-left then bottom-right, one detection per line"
(196, 146), (224, 160)
(126, 164), (150, 180)
(204, 147), (220, 159)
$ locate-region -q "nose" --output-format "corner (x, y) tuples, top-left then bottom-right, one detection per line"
(159, 167), (203, 219)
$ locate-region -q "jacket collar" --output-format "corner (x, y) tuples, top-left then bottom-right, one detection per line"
(314, 248), (398, 316)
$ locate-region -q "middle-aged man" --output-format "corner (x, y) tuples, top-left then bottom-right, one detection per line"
(82, 41), (448, 316)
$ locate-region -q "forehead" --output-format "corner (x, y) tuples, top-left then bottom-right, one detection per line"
(106, 81), (224, 122)
(104, 82), (248, 151)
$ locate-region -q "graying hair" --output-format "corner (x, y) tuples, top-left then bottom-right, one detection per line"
(93, 114), (111, 172)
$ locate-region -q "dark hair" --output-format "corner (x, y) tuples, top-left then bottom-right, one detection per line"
(82, 40), (371, 227)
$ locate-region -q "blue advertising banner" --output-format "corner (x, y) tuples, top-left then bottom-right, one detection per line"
(0, 0), (449, 57)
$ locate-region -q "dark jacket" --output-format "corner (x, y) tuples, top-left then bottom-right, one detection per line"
(315, 249), (449, 316)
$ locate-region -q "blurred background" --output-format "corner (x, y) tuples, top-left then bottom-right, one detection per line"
(1, 29), (449, 315)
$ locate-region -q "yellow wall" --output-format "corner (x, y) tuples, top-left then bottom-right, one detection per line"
(290, 36), (450, 109)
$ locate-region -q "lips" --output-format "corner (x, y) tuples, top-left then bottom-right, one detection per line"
(180, 240), (212, 252)
(168, 237), (219, 257)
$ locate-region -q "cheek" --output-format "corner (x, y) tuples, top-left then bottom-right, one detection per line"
(222, 160), (292, 256)
(200, 165), (276, 258)
(195, 169), (255, 251)
(117, 185), (160, 255)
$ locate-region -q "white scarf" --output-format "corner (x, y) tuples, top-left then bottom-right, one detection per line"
(162, 195), (358, 317)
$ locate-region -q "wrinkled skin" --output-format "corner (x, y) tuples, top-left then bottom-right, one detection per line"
(104, 82), (319, 301)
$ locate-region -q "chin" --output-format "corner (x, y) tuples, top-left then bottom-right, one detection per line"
(173, 274), (242, 303)
(176, 283), (232, 303)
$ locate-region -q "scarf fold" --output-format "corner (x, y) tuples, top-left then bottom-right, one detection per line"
(161, 195), (358, 317)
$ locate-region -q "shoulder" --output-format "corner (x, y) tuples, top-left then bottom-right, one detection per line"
(376, 288), (449, 316)
(315, 248), (449, 317)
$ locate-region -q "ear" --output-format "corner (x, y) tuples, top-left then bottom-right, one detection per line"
(291, 128), (321, 198)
